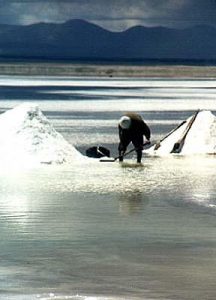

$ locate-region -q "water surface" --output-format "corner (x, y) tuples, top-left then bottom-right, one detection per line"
(0, 76), (216, 300)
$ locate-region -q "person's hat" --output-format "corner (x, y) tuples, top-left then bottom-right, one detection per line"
(119, 116), (131, 129)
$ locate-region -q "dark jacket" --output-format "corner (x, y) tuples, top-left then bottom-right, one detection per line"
(118, 113), (151, 162)
(118, 113), (151, 147)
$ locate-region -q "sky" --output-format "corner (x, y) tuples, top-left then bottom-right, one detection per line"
(0, 0), (216, 31)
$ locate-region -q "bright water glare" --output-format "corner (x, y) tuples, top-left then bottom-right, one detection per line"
(0, 76), (216, 300)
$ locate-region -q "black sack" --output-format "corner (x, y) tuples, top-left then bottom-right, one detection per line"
(86, 146), (110, 158)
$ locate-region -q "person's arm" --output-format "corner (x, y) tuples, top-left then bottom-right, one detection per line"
(142, 122), (151, 141)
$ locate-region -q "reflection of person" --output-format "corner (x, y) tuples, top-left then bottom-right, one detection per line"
(118, 113), (151, 163)
(118, 190), (150, 216)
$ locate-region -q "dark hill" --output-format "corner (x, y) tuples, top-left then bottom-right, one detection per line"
(0, 19), (216, 61)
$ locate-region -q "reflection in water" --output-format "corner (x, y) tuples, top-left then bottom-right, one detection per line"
(118, 190), (149, 216)
(2, 194), (30, 231)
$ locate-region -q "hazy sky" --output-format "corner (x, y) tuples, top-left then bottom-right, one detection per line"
(0, 0), (216, 31)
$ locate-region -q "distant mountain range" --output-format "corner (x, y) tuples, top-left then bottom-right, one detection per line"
(0, 19), (216, 62)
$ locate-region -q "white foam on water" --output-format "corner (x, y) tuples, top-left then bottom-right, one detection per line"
(1, 76), (216, 88)
(37, 294), (147, 300)
(1, 77), (216, 114)
(4, 294), (145, 300)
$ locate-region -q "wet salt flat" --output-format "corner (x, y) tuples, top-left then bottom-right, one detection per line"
(0, 76), (216, 300)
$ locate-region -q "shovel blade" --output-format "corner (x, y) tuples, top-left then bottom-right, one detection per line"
(99, 157), (116, 162)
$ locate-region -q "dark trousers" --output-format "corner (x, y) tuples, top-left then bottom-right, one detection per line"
(118, 134), (143, 163)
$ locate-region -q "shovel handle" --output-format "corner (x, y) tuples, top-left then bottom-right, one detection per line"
(100, 141), (151, 162)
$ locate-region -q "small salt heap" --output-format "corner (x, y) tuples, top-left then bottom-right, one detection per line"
(146, 110), (216, 156)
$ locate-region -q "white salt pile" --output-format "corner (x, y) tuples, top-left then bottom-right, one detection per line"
(146, 110), (216, 156)
(0, 103), (85, 166)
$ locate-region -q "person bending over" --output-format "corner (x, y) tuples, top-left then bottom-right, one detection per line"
(118, 113), (151, 163)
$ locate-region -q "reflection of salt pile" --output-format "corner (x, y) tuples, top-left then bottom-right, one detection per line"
(146, 110), (216, 156)
(0, 103), (84, 165)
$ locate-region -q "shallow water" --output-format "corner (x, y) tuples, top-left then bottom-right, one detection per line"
(0, 76), (216, 300)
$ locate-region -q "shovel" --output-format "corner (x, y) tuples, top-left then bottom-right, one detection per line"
(154, 120), (186, 150)
(170, 109), (200, 154)
(100, 141), (151, 162)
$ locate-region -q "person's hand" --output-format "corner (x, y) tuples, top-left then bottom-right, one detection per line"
(145, 140), (151, 145)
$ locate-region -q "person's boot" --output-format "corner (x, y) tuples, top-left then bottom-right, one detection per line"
(119, 151), (124, 162)
(137, 150), (142, 163)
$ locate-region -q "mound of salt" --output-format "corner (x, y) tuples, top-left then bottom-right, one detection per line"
(0, 103), (84, 166)
(146, 110), (216, 156)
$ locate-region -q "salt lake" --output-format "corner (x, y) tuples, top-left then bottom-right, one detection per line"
(0, 76), (216, 300)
